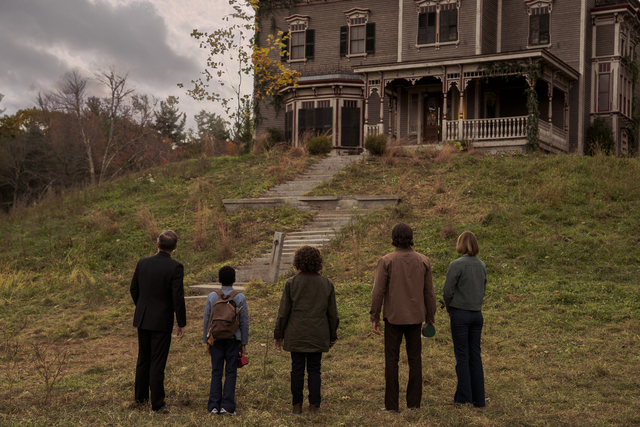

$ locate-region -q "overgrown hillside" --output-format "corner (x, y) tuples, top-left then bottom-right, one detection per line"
(1, 148), (639, 426)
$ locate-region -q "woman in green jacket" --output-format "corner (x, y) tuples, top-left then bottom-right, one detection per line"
(274, 245), (339, 415)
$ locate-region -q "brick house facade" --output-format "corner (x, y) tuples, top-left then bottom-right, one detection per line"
(255, 0), (640, 155)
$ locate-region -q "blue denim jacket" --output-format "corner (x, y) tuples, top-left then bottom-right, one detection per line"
(202, 286), (249, 345)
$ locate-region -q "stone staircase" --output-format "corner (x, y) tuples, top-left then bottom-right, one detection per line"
(233, 210), (361, 282)
(187, 154), (366, 298)
(261, 154), (363, 209)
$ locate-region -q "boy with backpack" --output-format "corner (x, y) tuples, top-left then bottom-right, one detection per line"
(202, 266), (249, 415)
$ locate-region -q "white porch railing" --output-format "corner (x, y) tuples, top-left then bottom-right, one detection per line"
(444, 116), (528, 141)
(365, 124), (383, 137)
(443, 116), (568, 153)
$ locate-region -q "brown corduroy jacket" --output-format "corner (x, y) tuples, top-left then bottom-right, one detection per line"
(370, 247), (436, 325)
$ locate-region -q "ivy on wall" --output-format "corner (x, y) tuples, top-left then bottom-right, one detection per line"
(480, 60), (543, 151)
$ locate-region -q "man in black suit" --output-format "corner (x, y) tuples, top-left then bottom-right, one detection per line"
(130, 230), (186, 412)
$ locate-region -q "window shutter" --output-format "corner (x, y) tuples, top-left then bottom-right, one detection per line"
(281, 31), (289, 62)
(298, 107), (306, 133)
(450, 9), (458, 41)
(340, 26), (348, 56)
(418, 13), (428, 45)
(305, 29), (315, 59)
(366, 23), (375, 54)
(322, 107), (333, 132)
(540, 14), (550, 44)
(306, 108), (315, 132)
(427, 12), (436, 44)
(315, 108), (323, 134)
(440, 10), (450, 43)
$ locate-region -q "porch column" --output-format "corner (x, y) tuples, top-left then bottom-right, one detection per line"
(364, 74), (369, 127)
(380, 78), (385, 127)
(458, 89), (465, 139)
(564, 91), (570, 132)
(548, 72), (555, 125)
(388, 91), (393, 138)
(548, 82), (553, 124)
(396, 88), (401, 138)
(443, 93), (448, 121)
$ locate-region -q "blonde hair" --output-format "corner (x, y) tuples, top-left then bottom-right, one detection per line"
(456, 231), (479, 256)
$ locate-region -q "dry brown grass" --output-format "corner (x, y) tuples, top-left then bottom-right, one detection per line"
(434, 144), (459, 165)
(297, 129), (315, 150)
(434, 179), (446, 194)
(192, 201), (211, 251)
(288, 146), (307, 158)
(215, 216), (233, 260)
(252, 133), (268, 155)
(137, 204), (158, 241)
(85, 210), (120, 235)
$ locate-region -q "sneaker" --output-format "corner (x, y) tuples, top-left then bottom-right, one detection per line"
(209, 408), (219, 415)
(220, 408), (237, 416)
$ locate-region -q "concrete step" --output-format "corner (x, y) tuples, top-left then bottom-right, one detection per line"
(189, 283), (247, 295)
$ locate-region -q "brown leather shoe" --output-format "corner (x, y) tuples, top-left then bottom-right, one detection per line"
(308, 404), (319, 415)
(291, 403), (302, 415)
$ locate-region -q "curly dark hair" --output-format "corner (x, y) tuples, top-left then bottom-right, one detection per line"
(391, 222), (414, 247)
(218, 265), (236, 286)
(293, 245), (323, 273)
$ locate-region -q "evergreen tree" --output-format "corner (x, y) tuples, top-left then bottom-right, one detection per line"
(194, 110), (229, 142)
(154, 96), (186, 143)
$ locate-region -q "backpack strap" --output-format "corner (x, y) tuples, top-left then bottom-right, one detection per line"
(227, 290), (240, 299)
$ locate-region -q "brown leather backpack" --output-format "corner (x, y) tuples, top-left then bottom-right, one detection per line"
(206, 290), (243, 344)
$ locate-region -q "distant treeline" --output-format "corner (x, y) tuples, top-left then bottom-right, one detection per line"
(0, 69), (252, 210)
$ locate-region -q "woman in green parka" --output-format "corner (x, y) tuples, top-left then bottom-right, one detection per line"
(274, 245), (339, 415)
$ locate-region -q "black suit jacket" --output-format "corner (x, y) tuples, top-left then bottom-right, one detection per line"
(130, 251), (187, 333)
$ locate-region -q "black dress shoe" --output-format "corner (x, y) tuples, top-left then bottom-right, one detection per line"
(153, 405), (171, 413)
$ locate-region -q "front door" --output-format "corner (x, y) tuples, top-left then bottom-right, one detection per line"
(423, 93), (442, 143)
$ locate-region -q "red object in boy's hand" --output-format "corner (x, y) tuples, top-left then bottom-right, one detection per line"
(238, 353), (249, 368)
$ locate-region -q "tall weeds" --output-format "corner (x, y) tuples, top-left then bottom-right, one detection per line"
(137, 204), (158, 241)
(193, 201), (211, 251)
(215, 216), (233, 261)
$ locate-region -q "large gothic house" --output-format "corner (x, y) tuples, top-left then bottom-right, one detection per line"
(255, 0), (640, 155)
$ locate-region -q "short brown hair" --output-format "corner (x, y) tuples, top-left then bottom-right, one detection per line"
(157, 230), (178, 252)
(392, 223), (414, 247)
(456, 231), (479, 256)
(293, 245), (323, 273)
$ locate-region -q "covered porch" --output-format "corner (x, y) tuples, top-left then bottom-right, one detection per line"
(355, 50), (579, 154)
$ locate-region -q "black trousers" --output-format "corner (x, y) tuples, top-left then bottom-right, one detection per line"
(290, 352), (322, 407)
(135, 328), (172, 411)
(384, 321), (422, 411)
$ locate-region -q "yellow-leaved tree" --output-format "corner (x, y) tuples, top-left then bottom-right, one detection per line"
(179, 0), (299, 151)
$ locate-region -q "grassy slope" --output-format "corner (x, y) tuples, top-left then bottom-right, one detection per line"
(1, 149), (639, 426)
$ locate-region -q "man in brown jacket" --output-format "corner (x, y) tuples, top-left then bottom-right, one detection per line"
(370, 223), (436, 412)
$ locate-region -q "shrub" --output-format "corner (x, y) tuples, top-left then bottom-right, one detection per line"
(307, 136), (332, 155)
(266, 128), (284, 150)
(585, 118), (615, 156)
(365, 134), (387, 156)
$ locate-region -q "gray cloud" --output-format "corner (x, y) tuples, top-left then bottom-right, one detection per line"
(0, 0), (230, 125)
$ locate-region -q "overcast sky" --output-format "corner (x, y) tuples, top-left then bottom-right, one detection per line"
(0, 0), (253, 129)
